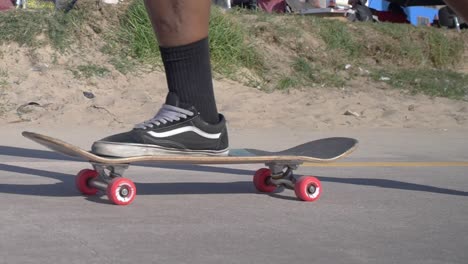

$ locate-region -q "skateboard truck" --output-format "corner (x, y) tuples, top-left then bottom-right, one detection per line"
(92, 163), (128, 180)
(75, 163), (137, 206)
(266, 162), (300, 189)
(86, 163), (129, 191)
(252, 162), (322, 202)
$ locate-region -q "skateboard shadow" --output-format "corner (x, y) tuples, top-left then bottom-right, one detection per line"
(317, 176), (468, 197)
(0, 163), (77, 197)
(0, 146), (467, 200)
(0, 162), (255, 197)
(0, 146), (81, 161)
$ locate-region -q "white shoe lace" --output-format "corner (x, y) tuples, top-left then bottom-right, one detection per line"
(134, 105), (195, 129)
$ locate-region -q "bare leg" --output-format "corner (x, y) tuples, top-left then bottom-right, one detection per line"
(144, 0), (211, 47)
(442, 0), (468, 22)
(143, 0), (219, 124)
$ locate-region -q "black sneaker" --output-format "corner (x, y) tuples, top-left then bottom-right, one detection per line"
(92, 94), (229, 157)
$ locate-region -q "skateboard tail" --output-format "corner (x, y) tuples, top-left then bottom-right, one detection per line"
(22, 131), (84, 158)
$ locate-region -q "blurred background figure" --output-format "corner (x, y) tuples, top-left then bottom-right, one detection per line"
(231, 0), (257, 9)
(374, 2), (409, 23)
(347, 0), (374, 22)
(0, 0), (14, 11)
(16, 0), (26, 9)
(256, 0), (286, 13)
(212, 0), (232, 8)
(438, 5), (467, 29)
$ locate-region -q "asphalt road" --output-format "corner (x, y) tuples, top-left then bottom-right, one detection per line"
(0, 126), (467, 264)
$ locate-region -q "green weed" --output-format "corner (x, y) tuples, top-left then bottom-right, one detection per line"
(370, 23), (464, 68)
(427, 30), (464, 68)
(0, 9), (85, 50)
(109, 56), (138, 74)
(277, 76), (300, 90)
(0, 68), (8, 78)
(104, 1), (264, 78)
(284, 57), (345, 89)
(314, 18), (362, 58)
(0, 80), (8, 88)
(372, 68), (468, 99)
(72, 64), (110, 78)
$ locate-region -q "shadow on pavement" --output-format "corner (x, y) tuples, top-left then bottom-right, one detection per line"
(0, 145), (80, 161)
(318, 176), (468, 197)
(0, 146), (466, 202)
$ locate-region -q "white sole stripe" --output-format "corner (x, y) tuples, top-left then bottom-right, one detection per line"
(147, 126), (221, 139)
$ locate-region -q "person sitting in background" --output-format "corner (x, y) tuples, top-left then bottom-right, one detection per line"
(231, 0), (258, 9)
(374, 2), (409, 24)
(16, 0), (26, 9)
(347, 0), (374, 22)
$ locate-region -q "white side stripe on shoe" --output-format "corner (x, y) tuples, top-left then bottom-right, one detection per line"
(147, 127), (221, 139)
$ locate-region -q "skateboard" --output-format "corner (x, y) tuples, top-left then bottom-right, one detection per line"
(22, 131), (358, 206)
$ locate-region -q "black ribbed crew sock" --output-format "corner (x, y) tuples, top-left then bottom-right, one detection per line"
(160, 37), (219, 124)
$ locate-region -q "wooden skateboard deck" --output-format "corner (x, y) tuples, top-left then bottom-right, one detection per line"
(23, 132), (357, 164)
(23, 131), (358, 206)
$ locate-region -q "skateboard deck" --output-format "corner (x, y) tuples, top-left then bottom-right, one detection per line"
(23, 131), (358, 206)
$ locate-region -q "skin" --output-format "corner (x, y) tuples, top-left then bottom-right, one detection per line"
(144, 0), (211, 47)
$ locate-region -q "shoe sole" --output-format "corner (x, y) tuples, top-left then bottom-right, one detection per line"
(92, 141), (229, 158)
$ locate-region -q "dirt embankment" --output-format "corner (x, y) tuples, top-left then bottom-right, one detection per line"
(1, 4), (467, 131)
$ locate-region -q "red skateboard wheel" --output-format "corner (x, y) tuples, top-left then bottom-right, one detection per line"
(106, 177), (136, 206)
(294, 176), (322, 202)
(253, 168), (277, 193)
(75, 169), (99, 195)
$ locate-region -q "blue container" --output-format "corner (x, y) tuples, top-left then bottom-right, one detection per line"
(405, 6), (439, 26)
(368, 0), (390, 11)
